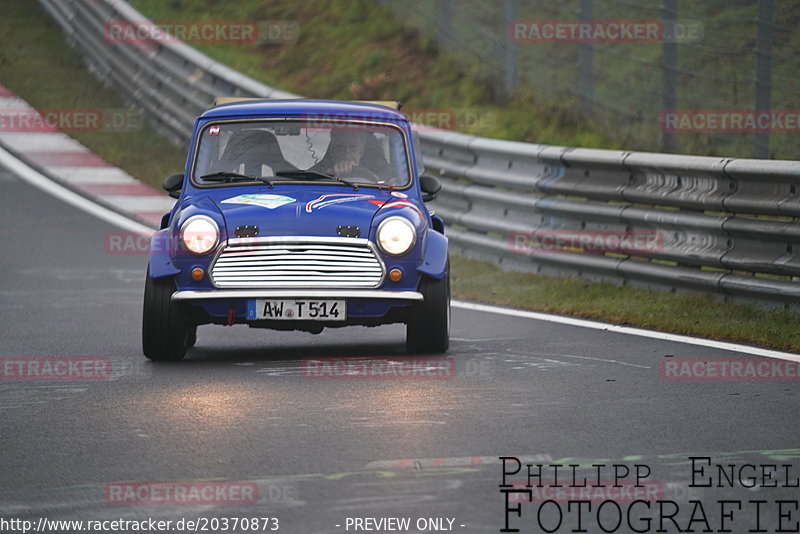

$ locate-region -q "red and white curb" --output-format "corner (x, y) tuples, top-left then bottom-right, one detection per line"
(0, 84), (173, 228)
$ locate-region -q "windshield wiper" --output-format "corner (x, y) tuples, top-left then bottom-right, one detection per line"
(274, 170), (359, 191)
(199, 171), (274, 188)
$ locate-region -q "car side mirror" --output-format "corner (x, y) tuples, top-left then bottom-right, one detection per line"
(163, 173), (184, 199)
(419, 174), (441, 202)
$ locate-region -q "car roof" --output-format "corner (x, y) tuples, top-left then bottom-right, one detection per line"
(200, 99), (408, 122)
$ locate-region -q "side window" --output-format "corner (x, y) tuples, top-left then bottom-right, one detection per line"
(411, 131), (424, 176)
(194, 127), (219, 177)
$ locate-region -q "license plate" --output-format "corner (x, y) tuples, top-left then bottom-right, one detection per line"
(248, 299), (346, 321)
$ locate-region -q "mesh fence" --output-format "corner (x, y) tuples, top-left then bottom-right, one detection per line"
(377, 0), (800, 160)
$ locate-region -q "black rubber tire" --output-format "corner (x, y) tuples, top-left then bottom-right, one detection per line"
(406, 266), (450, 354)
(186, 325), (197, 349)
(142, 269), (189, 361)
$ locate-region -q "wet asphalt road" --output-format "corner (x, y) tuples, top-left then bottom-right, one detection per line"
(1, 162), (799, 533)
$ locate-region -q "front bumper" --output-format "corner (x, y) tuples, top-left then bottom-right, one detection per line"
(172, 289), (421, 327)
(171, 289), (423, 301)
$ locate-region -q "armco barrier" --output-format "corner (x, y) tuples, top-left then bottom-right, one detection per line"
(38, 0), (299, 142)
(38, 0), (800, 307)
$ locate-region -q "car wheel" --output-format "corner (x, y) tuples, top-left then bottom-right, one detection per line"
(142, 269), (189, 361)
(187, 325), (197, 349)
(406, 265), (450, 354)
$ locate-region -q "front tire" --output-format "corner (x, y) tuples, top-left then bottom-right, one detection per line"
(186, 325), (197, 348)
(406, 267), (450, 354)
(142, 269), (189, 361)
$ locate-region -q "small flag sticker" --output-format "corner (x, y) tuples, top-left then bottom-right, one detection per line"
(209, 125), (220, 135)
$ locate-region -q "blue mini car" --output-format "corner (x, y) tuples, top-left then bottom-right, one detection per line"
(142, 99), (449, 360)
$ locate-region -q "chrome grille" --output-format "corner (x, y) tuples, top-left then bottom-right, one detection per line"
(210, 237), (385, 288)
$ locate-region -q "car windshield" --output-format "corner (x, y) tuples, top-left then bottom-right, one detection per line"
(193, 119), (411, 187)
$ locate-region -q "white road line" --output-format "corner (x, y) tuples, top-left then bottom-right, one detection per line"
(0, 145), (155, 234)
(4, 140), (797, 362)
(452, 300), (800, 361)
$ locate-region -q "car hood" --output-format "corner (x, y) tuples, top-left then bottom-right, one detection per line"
(205, 188), (407, 239)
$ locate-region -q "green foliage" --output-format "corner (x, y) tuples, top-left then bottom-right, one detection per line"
(126, 0), (615, 148)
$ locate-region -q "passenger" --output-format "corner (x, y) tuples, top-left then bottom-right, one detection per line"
(218, 129), (295, 177)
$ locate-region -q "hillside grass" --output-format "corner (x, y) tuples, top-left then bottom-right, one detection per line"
(127, 0), (617, 150)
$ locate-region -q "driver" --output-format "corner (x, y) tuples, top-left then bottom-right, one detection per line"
(312, 129), (369, 176)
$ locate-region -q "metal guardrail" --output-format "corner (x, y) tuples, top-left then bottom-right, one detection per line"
(39, 0), (800, 306)
(38, 0), (299, 142)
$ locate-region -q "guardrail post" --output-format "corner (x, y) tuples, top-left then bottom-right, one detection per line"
(577, 0), (594, 115)
(436, 0), (452, 51)
(502, 0), (518, 100)
(660, 0), (678, 154)
(754, 0), (773, 159)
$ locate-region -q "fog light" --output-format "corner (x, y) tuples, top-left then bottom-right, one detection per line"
(191, 267), (205, 281)
(389, 268), (403, 282)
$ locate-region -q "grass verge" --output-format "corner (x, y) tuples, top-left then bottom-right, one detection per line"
(454, 257), (800, 353)
(2, 0), (797, 353)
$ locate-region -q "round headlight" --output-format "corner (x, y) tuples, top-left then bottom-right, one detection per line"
(377, 217), (416, 256)
(181, 215), (219, 255)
